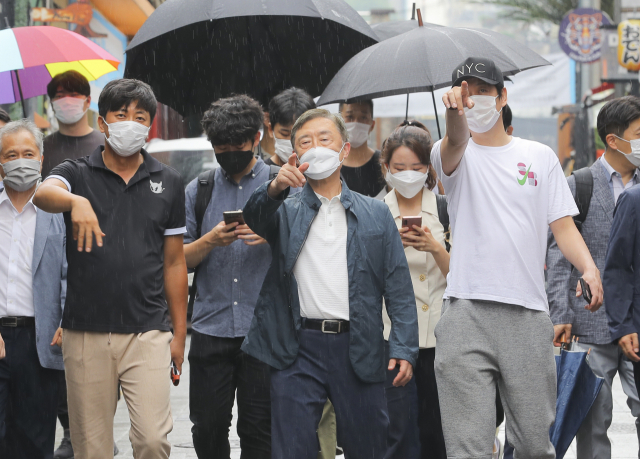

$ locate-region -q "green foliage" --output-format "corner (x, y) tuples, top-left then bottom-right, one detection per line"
(480, 0), (614, 25)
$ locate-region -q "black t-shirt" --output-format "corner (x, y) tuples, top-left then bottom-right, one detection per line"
(341, 150), (385, 198)
(264, 156), (277, 167)
(42, 130), (104, 178)
(49, 147), (186, 333)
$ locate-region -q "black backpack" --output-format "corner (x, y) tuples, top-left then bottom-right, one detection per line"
(188, 164), (281, 309)
(571, 167), (593, 233)
(435, 194), (451, 253)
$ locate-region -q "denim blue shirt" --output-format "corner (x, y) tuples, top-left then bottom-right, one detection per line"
(184, 158), (272, 338)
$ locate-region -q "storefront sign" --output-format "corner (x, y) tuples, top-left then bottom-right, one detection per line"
(618, 20), (640, 71)
(559, 8), (612, 63)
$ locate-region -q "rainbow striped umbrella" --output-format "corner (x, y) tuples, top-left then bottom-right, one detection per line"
(0, 26), (120, 113)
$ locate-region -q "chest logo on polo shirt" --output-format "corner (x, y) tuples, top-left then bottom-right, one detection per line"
(150, 180), (165, 194)
(517, 163), (538, 186)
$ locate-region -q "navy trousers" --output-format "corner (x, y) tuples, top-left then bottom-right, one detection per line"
(384, 341), (420, 459)
(0, 324), (60, 459)
(271, 328), (389, 459)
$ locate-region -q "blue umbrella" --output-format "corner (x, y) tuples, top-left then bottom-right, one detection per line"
(551, 346), (604, 459)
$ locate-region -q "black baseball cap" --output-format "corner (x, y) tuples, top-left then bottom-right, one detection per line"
(452, 57), (504, 87)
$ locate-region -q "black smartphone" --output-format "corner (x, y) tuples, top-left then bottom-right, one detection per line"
(223, 210), (245, 225)
(579, 278), (593, 304)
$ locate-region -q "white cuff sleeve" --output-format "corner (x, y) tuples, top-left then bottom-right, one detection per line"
(46, 175), (72, 193)
(164, 226), (187, 236)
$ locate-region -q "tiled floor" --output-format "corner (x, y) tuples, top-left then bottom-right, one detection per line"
(55, 336), (639, 458)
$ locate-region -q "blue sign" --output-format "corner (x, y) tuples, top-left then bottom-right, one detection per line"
(559, 8), (612, 63)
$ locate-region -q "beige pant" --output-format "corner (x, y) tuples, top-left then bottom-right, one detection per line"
(317, 400), (336, 459)
(62, 329), (173, 459)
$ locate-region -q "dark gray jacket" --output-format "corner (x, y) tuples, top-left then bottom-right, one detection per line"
(546, 161), (613, 344)
(240, 181), (418, 383)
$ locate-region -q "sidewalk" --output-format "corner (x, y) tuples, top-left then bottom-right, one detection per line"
(55, 335), (638, 458)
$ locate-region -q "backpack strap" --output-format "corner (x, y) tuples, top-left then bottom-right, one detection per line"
(571, 167), (593, 233)
(435, 194), (451, 253)
(189, 168), (216, 310)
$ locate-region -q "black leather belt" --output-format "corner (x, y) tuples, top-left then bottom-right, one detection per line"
(0, 316), (35, 327)
(301, 318), (350, 334)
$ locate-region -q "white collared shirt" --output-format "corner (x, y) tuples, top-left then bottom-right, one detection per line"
(0, 188), (37, 317)
(293, 192), (349, 320)
(600, 154), (640, 203)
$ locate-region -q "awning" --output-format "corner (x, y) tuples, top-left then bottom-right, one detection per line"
(90, 0), (155, 37)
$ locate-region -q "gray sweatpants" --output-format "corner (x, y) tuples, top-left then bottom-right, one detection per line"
(434, 298), (556, 459)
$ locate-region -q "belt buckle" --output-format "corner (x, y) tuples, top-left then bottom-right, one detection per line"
(321, 320), (340, 334)
(2, 317), (18, 327)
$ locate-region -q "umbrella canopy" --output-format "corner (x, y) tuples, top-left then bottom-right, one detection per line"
(124, 0), (378, 117)
(371, 19), (422, 41)
(317, 24), (550, 106)
(0, 26), (120, 105)
(551, 347), (604, 459)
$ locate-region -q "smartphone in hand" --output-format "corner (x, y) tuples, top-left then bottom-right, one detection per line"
(170, 361), (181, 386)
(401, 216), (422, 230)
(223, 210), (245, 226)
(579, 278), (593, 304)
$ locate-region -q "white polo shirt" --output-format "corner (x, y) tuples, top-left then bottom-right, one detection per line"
(293, 192), (349, 320)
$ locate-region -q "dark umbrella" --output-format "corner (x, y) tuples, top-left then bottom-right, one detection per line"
(124, 0), (378, 117)
(317, 11), (549, 137)
(551, 343), (604, 459)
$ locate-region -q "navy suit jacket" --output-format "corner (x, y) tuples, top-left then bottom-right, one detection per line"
(604, 185), (640, 342)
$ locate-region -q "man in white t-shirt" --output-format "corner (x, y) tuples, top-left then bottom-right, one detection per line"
(431, 57), (603, 459)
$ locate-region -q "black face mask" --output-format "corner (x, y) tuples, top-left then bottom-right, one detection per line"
(215, 150), (254, 175)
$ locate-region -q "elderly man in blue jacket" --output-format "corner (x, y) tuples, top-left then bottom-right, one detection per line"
(604, 185), (640, 397)
(242, 108), (418, 459)
(0, 119), (67, 459)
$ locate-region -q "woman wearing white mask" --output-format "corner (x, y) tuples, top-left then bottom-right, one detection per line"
(265, 87), (316, 167)
(381, 123), (449, 459)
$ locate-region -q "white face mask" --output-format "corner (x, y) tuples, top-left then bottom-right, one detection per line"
(273, 134), (293, 163)
(385, 169), (428, 199)
(613, 135), (640, 167)
(299, 143), (345, 180)
(346, 122), (371, 148)
(103, 120), (150, 157)
(464, 95), (502, 133)
(52, 97), (87, 125)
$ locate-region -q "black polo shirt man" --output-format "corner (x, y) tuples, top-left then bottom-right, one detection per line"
(34, 78), (187, 458)
(48, 146), (185, 332)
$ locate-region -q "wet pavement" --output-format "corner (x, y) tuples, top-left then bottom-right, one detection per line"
(55, 335), (638, 458)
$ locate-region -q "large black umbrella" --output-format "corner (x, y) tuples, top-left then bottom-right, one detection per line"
(317, 14), (549, 137)
(124, 0), (378, 117)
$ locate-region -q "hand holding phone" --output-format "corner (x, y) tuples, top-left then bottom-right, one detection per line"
(579, 278), (593, 305)
(223, 210), (245, 225)
(171, 361), (181, 386)
(401, 216), (422, 233)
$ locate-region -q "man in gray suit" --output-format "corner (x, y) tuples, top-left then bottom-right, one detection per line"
(547, 96), (640, 458)
(0, 119), (67, 459)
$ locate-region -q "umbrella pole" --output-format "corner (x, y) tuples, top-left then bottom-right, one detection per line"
(13, 70), (27, 119)
(431, 91), (442, 139)
(405, 93), (409, 121)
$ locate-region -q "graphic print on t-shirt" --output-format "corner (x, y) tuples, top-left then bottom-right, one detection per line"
(517, 163), (538, 186)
